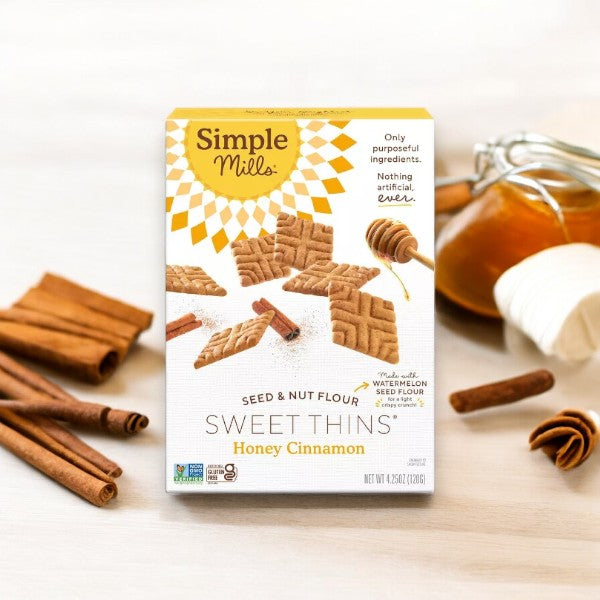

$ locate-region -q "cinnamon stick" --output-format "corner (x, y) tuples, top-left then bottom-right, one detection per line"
(529, 408), (598, 470)
(16, 287), (139, 342)
(31, 415), (122, 477)
(0, 351), (122, 475)
(449, 369), (555, 413)
(166, 313), (197, 334)
(39, 272), (153, 331)
(104, 409), (149, 435)
(0, 307), (131, 358)
(252, 298), (300, 341)
(0, 350), (76, 403)
(435, 181), (474, 214)
(0, 351), (149, 435)
(0, 408), (114, 483)
(0, 399), (149, 435)
(166, 320), (202, 341)
(0, 410), (117, 506)
(0, 320), (119, 383)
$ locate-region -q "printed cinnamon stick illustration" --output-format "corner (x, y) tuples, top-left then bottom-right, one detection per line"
(252, 298), (300, 341)
(166, 313), (202, 341)
(166, 313), (197, 333)
(449, 369), (555, 413)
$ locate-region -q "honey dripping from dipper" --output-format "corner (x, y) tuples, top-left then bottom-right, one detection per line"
(365, 218), (434, 300)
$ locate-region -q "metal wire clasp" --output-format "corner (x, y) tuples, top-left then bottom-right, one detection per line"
(437, 132), (600, 232)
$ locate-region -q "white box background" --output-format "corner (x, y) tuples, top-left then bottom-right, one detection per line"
(166, 117), (434, 492)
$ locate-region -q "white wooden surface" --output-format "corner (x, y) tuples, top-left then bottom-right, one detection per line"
(0, 2), (598, 598)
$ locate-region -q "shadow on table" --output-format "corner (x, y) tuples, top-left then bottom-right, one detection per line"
(168, 492), (434, 528)
(457, 404), (553, 433)
(101, 343), (165, 393)
(435, 293), (504, 350)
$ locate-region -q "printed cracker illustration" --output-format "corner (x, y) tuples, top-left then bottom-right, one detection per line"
(274, 212), (334, 270)
(328, 283), (399, 364)
(283, 260), (380, 296)
(166, 265), (227, 296)
(194, 311), (275, 369)
(230, 234), (291, 287)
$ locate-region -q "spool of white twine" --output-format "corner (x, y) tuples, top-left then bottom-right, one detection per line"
(494, 243), (600, 361)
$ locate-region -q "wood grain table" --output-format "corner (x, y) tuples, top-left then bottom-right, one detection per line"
(1, 294), (597, 599)
(0, 1), (598, 597)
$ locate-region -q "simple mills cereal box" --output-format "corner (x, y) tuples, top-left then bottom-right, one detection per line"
(166, 108), (434, 493)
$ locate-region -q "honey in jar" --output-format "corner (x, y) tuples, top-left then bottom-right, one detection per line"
(435, 179), (600, 318)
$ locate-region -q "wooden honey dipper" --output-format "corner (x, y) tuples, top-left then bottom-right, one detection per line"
(366, 218), (434, 270)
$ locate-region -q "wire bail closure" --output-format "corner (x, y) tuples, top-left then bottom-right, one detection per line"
(437, 132), (600, 234)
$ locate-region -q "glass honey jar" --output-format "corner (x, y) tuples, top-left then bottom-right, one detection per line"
(435, 175), (600, 318)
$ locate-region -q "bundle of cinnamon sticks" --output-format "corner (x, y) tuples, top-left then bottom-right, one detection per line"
(0, 351), (149, 506)
(0, 273), (153, 383)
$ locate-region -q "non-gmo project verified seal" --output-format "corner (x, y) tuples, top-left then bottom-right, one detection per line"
(173, 463), (203, 484)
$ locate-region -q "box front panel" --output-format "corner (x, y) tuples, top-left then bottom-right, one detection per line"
(166, 114), (434, 492)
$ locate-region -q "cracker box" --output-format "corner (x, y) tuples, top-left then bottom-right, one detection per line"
(166, 108), (434, 493)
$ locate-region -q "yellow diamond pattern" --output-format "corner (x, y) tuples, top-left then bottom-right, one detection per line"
(329, 156), (353, 173)
(171, 211), (188, 231)
(190, 222), (207, 244)
(311, 196), (332, 214)
(177, 182), (192, 195)
(331, 134), (356, 151)
(306, 152), (325, 165)
(323, 178), (345, 194)
(189, 193), (203, 209)
(212, 229), (229, 253)
(166, 120), (356, 250)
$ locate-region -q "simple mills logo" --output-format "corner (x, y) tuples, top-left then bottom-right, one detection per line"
(173, 463), (203, 484)
(185, 120), (301, 200)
